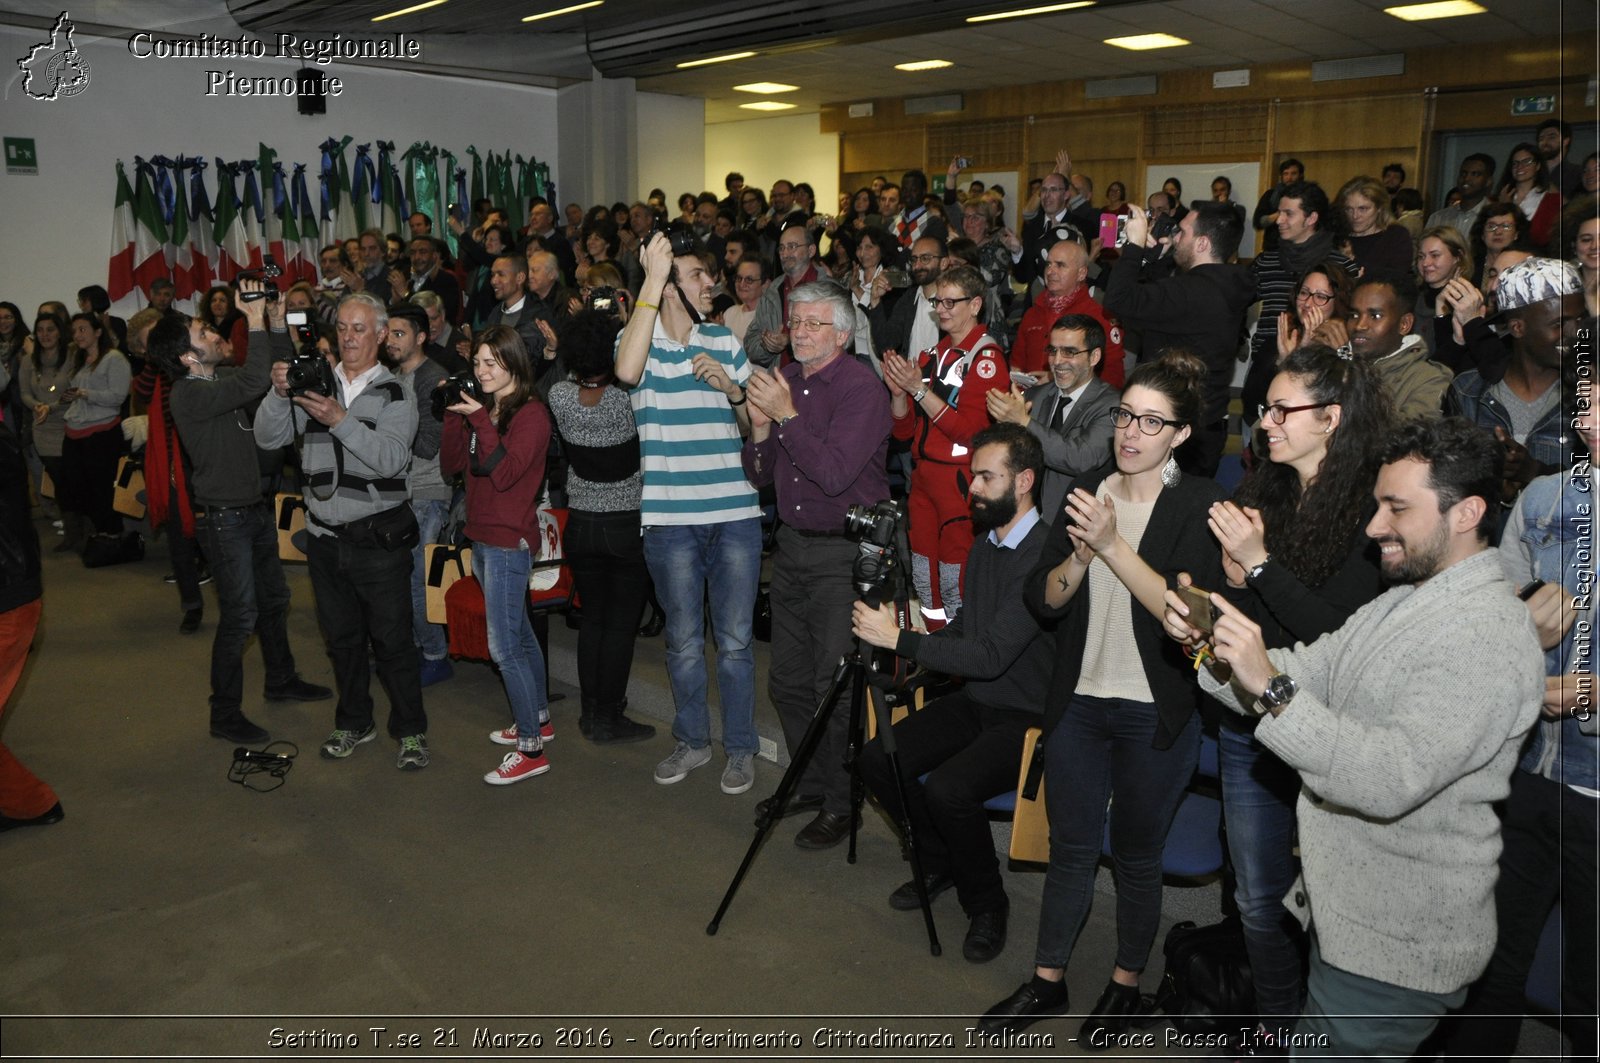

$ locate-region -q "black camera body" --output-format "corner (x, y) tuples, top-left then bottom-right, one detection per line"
(234, 254), (283, 303)
(654, 219), (698, 257)
(284, 309), (318, 352)
(431, 370), (483, 421)
(584, 286), (622, 314)
(285, 351), (336, 399)
(1151, 214), (1179, 241)
(844, 499), (905, 605)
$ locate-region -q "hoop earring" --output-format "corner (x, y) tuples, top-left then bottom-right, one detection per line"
(1160, 452), (1180, 487)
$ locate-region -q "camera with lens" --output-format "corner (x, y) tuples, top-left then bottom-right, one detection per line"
(234, 254), (283, 303)
(653, 219), (698, 257)
(584, 286), (622, 315)
(844, 499), (905, 605)
(284, 350), (335, 399)
(1150, 214), (1179, 242)
(431, 370), (483, 421)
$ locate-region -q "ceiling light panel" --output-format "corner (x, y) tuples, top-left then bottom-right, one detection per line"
(733, 82), (798, 93)
(677, 51), (757, 68)
(522, 1), (603, 22)
(1104, 32), (1191, 50)
(740, 101), (797, 111)
(967, 2), (1095, 24)
(895, 59), (954, 71)
(1384, 1), (1487, 20)
(372, 0), (447, 22)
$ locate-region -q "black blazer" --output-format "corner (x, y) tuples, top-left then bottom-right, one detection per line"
(1025, 468), (1226, 749)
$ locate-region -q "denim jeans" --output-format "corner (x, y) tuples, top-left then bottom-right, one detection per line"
(1218, 712), (1306, 1018)
(641, 518), (761, 755)
(408, 497), (451, 660)
(196, 502), (298, 719)
(473, 542), (545, 753)
(305, 529), (427, 739)
(565, 509), (649, 713)
(166, 485), (205, 613)
(1036, 694), (1199, 973)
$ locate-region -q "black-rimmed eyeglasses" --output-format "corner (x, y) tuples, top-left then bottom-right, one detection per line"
(1257, 401), (1331, 425)
(1109, 407), (1185, 435)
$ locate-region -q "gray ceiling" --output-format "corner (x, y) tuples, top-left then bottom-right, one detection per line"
(1, 0), (1585, 122)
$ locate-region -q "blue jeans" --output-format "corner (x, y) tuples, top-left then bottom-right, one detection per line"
(196, 502), (297, 718)
(305, 530), (427, 739)
(1036, 694), (1199, 973)
(1218, 713), (1305, 1018)
(641, 518), (761, 755)
(473, 542), (545, 753)
(409, 497), (451, 660)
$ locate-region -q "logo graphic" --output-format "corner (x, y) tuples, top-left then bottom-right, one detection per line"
(17, 11), (91, 101)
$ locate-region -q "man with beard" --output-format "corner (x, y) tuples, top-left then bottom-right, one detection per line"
(1167, 417), (1544, 1061)
(740, 280), (892, 850)
(864, 234), (945, 363)
(853, 422), (1053, 963)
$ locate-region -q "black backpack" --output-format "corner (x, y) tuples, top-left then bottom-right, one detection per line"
(1155, 916), (1256, 1033)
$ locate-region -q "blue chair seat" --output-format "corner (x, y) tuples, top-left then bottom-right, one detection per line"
(1102, 789), (1224, 879)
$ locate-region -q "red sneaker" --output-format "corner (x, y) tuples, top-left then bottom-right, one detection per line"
(484, 750), (550, 785)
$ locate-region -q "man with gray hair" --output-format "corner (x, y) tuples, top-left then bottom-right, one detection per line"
(254, 291), (429, 770)
(741, 279), (893, 849)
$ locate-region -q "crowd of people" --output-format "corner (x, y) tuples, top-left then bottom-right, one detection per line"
(0, 113), (1596, 1060)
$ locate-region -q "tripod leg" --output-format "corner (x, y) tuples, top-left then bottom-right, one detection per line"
(707, 653), (854, 935)
(843, 659), (869, 865)
(867, 678), (943, 958)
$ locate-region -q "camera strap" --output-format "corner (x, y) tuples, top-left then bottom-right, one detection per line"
(467, 426), (508, 476)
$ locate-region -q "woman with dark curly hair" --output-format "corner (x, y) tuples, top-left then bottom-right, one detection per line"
(1199, 344), (1392, 1047)
(1468, 201), (1532, 287)
(1499, 141), (1562, 252)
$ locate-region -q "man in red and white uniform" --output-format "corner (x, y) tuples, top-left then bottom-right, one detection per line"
(882, 264), (1008, 628)
(1010, 236), (1125, 388)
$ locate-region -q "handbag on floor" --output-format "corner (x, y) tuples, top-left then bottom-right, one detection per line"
(1154, 916), (1255, 1033)
(82, 531), (145, 568)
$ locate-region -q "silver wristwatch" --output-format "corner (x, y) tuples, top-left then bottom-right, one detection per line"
(1258, 672), (1298, 712)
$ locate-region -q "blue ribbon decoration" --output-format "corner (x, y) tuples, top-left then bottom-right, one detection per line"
(237, 159), (262, 224)
(186, 157), (212, 222)
(318, 137), (340, 221)
(149, 155), (177, 227)
(271, 161), (289, 219)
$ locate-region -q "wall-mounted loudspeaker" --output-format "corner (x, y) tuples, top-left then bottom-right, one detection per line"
(296, 68), (326, 116)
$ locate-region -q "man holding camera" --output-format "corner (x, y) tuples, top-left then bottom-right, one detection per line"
(254, 293), (429, 770)
(740, 280), (892, 849)
(852, 422), (1053, 962)
(615, 230), (761, 795)
(146, 278), (330, 745)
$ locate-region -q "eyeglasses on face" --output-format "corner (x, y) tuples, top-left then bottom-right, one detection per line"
(735, 274), (761, 285)
(785, 317), (833, 333)
(1044, 345), (1092, 358)
(1484, 222), (1515, 233)
(909, 252), (941, 264)
(1297, 289), (1335, 305)
(931, 296), (976, 310)
(1257, 401), (1332, 425)
(1109, 407), (1185, 434)
(1512, 157), (1538, 168)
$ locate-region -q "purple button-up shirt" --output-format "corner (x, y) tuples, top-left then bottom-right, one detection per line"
(741, 352), (892, 534)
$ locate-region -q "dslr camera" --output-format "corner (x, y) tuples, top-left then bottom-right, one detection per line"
(431, 370), (483, 421)
(653, 219), (698, 257)
(234, 254), (283, 303)
(584, 286), (622, 315)
(284, 350), (335, 399)
(843, 499), (905, 605)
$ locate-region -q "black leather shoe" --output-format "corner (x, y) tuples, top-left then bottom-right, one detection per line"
(754, 792), (824, 825)
(0, 801), (65, 833)
(264, 677), (333, 702)
(179, 608), (202, 635)
(638, 605), (665, 638)
(978, 980), (1068, 1034)
(793, 809), (854, 850)
(962, 903), (1008, 963)
(210, 714), (269, 744)
(888, 871), (955, 911)
(1078, 980), (1144, 1050)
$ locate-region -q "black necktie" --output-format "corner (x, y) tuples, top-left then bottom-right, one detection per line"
(1050, 393), (1072, 432)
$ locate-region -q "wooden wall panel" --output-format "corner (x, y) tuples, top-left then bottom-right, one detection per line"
(1432, 81), (1596, 132)
(840, 131), (925, 174)
(1272, 96), (1425, 152)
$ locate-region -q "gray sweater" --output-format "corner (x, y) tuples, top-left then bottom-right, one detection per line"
(399, 356), (450, 502)
(1201, 548), (1544, 994)
(169, 328), (280, 508)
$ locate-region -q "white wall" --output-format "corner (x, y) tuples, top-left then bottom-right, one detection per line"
(637, 92), (708, 202)
(0, 23), (558, 315)
(705, 113), (839, 217)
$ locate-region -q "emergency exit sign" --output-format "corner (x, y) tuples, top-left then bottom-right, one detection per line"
(1511, 94), (1556, 116)
(5, 137), (38, 175)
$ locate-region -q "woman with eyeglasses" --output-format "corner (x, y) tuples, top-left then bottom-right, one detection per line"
(1274, 259), (1356, 365)
(1173, 345), (1391, 1049)
(1499, 142), (1562, 253)
(1337, 175), (1413, 279)
(982, 349), (1225, 1040)
(1468, 202), (1532, 288)
(722, 253), (768, 346)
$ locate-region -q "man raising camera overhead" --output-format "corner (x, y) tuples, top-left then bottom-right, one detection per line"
(740, 279), (892, 850)
(145, 276), (331, 747)
(254, 292), (429, 771)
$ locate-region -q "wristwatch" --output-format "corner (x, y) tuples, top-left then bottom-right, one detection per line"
(1258, 672), (1298, 713)
(1244, 556), (1271, 584)
(910, 385), (929, 403)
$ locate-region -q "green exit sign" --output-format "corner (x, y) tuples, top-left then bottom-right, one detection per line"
(5, 137), (38, 174)
(1511, 94), (1556, 116)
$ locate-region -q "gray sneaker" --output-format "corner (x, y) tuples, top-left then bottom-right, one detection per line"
(396, 734), (430, 771)
(320, 724), (376, 759)
(654, 741), (712, 785)
(720, 752), (755, 795)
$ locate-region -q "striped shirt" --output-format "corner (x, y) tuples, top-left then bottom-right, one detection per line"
(626, 318), (760, 526)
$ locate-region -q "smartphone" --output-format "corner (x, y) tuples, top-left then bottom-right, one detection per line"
(955, 156), (971, 170)
(1178, 585), (1217, 638)
(1098, 212), (1127, 248)
(1010, 369), (1037, 389)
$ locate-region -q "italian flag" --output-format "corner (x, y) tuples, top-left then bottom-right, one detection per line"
(131, 161), (170, 295)
(108, 163), (137, 301)
(296, 172), (321, 287)
(169, 169), (193, 301)
(214, 164), (248, 283)
(260, 146), (288, 280)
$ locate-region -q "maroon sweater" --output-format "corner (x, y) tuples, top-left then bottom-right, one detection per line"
(440, 400), (551, 550)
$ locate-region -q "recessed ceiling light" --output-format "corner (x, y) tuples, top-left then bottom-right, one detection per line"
(522, 0), (602, 21)
(733, 82), (798, 94)
(1104, 32), (1190, 50)
(1384, 0), (1485, 20)
(372, 0), (447, 21)
(894, 60), (953, 71)
(966, 1), (1094, 24)
(677, 51), (757, 68)
(739, 101), (796, 111)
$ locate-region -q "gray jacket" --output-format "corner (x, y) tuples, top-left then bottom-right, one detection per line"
(1022, 376), (1118, 519)
(1201, 549), (1544, 994)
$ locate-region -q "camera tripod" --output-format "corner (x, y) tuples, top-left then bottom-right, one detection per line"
(706, 627), (944, 957)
